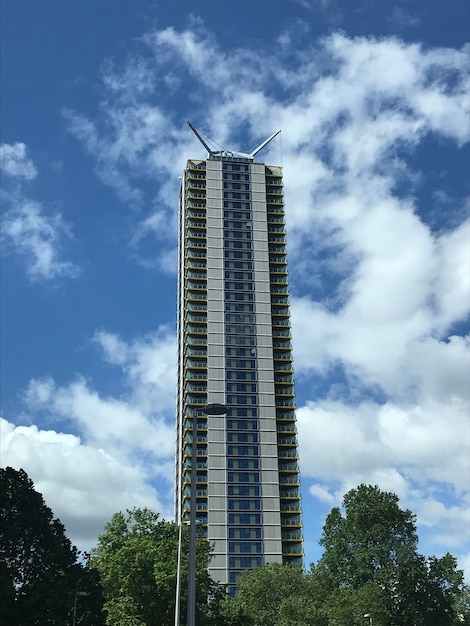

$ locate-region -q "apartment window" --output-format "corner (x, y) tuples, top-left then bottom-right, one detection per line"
(228, 484), (260, 496)
(228, 407), (258, 417)
(228, 500), (261, 511)
(227, 431), (258, 443)
(224, 250), (253, 260)
(225, 336), (256, 347)
(228, 556), (263, 568)
(228, 542), (263, 553)
(229, 527), (262, 539)
(226, 394), (258, 405)
(224, 261), (253, 270)
(225, 313), (255, 323)
(224, 281), (253, 291)
(224, 240), (252, 250)
(225, 359), (257, 369)
(228, 571), (243, 585)
(227, 445), (259, 457)
(223, 211), (251, 220)
(226, 382), (257, 393)
(225, 293), (254, 302)
(227, 513), (261, 525)
(227, 420), (258, 431)
(227, 458), (259, 470)
(224, 304), (254, 314)
(225, 324), (255, 335)
(224, 272), (254, 281)
(227, 472), (260, 483)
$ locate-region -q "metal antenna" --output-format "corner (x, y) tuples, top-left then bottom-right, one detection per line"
(187, 121), (215, 157)
(187, 121), (281, 161)
(250, 129), (281, 158)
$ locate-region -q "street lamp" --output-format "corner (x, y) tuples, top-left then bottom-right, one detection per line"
(72, 591), (89, 626)
(186, 402), (228, 626)
(363, 614), (372, 625)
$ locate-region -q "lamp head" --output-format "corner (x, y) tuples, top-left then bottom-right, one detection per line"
(203, 403), (229, 415)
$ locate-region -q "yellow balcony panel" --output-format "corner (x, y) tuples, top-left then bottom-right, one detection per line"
(279, 477), (300, 486)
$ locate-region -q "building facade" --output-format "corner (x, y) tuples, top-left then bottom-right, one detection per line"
(175, 128), (303, 596)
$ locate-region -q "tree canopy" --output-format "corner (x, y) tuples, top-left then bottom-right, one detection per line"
(0, 466), (105, 625)
(317, 484), (464, 625)
(2, 473), (466, 626)
(90, 507), (225, 626)
(222, 485), (467, 626)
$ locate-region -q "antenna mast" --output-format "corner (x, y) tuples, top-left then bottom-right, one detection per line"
(187, 121), (281, 161)
(187, 121), (214, 157)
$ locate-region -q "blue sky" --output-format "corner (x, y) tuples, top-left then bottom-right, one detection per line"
(1, 0), (469, 578)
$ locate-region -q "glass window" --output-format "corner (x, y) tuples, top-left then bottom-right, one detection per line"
(227, 420), (258, 431)
(224, 281), (254, 291)
(228, 432), (247, 443)
(228, 484), (260, 496)
(229, 527), (262, 539)
(228, 541), (262, 553)
(228, 571), (243, 584)
(227, 513), (261, 525)
(224, 250), (253, 260)
(228, 407), (258, 417)
(225, 360), (257, 370)
(226, 394), (258, 405)
(228, 556), (263, 568)
(227, 458), (259, 470)
(227, 445), (259, 457)
(228, 499), (261, 511)
(227, 472), (260, 483)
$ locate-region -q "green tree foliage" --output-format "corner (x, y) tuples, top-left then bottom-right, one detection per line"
(222, 563), (305, 626)
(90, 507), (224, 626)
(223, 485), (465, 626)
(318, 484), (464, 625)
(454, 584), (470, 625)
(0, 466), (105, 625)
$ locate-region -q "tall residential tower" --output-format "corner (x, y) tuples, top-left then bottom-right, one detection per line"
(175, 124), (303, 596)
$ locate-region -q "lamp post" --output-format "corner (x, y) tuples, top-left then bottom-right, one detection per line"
(363, 614), (372, 626)
(72, 592), (89, 626)
(186, 403), (228, 626)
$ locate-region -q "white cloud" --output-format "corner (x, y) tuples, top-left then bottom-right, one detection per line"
(24, 328), (177, 461)
(3, 325), (179, 550)
(1, 142), (80, 282)
(0, 142), (37, 180)
(2, 200), (80, 282)
(0, 418), (163, 552)
(297, 397), (470, 560)
(93, 326), (177, 415)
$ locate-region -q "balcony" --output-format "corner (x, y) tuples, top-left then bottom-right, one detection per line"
(278, 462), (299, 472)
(282, 546), (304, 555)
(280, 489), (301, 499)
(280, 504), (302, 513)
(279, 476), (300, 485)
(282, 530), (303, 540)
(277, 425), (297, 435)
(277, 437), (297, 446)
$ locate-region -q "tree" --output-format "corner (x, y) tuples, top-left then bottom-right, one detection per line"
(0, 466), (105, 625)
(90, 507), (224, 626)
(222, 563), (306, 626)
(318, 484), (464, 625)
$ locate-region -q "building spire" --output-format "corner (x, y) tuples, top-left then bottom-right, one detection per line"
(187, 121), (280, 161)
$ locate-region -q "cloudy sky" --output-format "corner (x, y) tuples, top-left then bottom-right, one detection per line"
(1, 0), (469, 578)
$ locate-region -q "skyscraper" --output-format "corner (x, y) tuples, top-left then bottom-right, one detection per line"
(175, 124), (303, 596)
